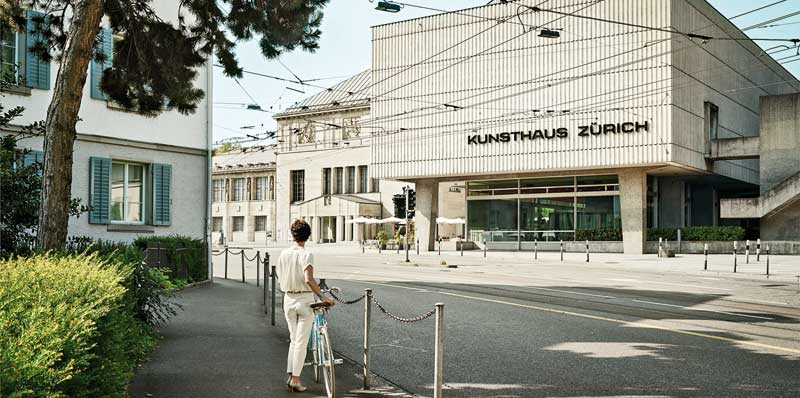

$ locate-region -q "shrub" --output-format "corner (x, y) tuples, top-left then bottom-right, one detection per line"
(0, 253), (156, 398)
(575, 228), (623, 241)
(133, 235), (207, 282)
(647, 226), (745, 241)
(376, 230), (389, 247)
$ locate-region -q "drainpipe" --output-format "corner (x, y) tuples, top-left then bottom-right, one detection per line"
(205, 57), (214, 283)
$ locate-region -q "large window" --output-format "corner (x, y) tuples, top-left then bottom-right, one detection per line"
(291, 170), (305, 203)
(334, 167), (343, 194)
(0, 27), (19, 82)
(212, 179), (225, 203)
(371, 178), (380, 193)
(255, 177), (267, 200)
(232, 216), (244, 232)
(346, 166), (355, 194)
(358, 165), (368, 193)
(255, 216), (267, 231)
(467, 199), (518, 242)
(577, 196), (621, 230)
(467, 175), (620, 242)
(111, 162), (145, 224)
(232, 178), (246, 201)
(322, 168), (332, 195)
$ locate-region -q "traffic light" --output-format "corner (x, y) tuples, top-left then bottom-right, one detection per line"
(407, 188), (416, 219)
(393, 193), (406, 218)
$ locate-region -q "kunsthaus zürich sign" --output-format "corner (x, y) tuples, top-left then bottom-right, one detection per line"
(467, 121), (649, 145)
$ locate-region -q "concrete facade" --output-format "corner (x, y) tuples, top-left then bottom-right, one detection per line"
(3, 1), (211, 244)
(211, 148), (277, 247)
(365, 0), (799, 253)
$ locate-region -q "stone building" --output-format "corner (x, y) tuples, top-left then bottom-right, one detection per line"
(211, 147), (277, 247)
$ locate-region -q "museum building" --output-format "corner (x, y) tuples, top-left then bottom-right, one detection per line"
(368, 0), (800, 253)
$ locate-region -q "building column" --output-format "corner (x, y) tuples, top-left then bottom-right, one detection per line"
(619, 169), (647, 254)
(414, 179), (439, 251)
(308, 216), (315, 243)
(336, 216), (345, 242)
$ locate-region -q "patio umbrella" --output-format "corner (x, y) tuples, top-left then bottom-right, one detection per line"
(380, 217), (405, 224)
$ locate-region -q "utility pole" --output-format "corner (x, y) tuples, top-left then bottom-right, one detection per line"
(405, 185), (410, 263)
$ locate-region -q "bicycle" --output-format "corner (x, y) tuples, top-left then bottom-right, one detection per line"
(308, 288), (342, 398)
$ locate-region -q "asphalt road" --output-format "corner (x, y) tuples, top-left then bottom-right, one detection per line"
(320, 279), (800, 398)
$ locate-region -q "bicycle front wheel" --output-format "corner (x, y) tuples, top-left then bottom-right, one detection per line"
(319, 327), (336, 398)
(312, 329), (321, 383)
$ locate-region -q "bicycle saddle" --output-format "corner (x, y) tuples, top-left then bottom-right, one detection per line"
(310, 301), (333, 309)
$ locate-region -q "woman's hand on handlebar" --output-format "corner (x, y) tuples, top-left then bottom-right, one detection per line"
(321, 296), (336, 306)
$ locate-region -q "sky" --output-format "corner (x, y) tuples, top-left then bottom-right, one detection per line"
(212, 0), (800, 145)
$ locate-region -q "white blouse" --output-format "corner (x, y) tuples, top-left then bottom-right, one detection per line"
(277, 245), (314, 292)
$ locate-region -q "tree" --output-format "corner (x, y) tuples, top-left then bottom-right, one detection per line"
(3, 0), (329, 249)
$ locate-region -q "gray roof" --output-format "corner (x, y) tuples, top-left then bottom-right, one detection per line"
(213, 146), (276, 171)
(274, 70), (370, 118)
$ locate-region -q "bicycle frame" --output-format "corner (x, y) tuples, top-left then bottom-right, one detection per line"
(309, 308), (327, 365)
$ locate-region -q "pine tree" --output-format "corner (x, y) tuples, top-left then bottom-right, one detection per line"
(3, 0), (329, 249)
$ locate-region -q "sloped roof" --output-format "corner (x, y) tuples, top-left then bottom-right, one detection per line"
(274, 70), (370, 118)
(213, 146), (276, 171)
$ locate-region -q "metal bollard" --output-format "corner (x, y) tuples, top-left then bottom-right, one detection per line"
(396, 241), (400, 254)
(746, 240), (750, 264)
(658, 237), (663, 258)
(270, 265), (276, 326)
(363, 289), (373, 390)
(766, 244), (770, 276)
(703, 243), (708, 270)
(460, 239), (464, 256)
(438, 238), (441, 256)
(241, 250), (246, 283)
(262, 251), (269, 314)
(560, 240), (564, 261)
(756, 238), (761, 262)
(362, 240), (365, 254)
(224, 247), (229, 279)
(256, 251), (261, 287)
(433, 303), (445, 398)
(733, 241), (738, 273)
(534, 239), (538, 260)
(416, 239), (419, 255)
(585, 240), (589, 263)
(677, 229), (682, 254)
(483, 240), (487, 258)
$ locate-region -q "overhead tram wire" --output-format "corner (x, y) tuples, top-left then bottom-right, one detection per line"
(742, 10), (800, 31)
(350, 0), (556, 98)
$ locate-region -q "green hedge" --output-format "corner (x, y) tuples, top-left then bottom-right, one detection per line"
(575, 228), (623, 241)
(133, 235), (207, 282)
(647, 226), (746, 241)
(0, 253), (158, 398)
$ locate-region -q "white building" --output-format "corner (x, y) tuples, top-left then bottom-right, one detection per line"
(2, 3), (212, 244)
(273, 71), (467, 244)
(369, 0), (800, 253)
(211, 147), (276, 247)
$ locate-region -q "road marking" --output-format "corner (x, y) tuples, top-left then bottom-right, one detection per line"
(608, 278), (733, 291)
(359, 281), (800, 355)
(724, 298), (790, 306)
(526, 286), (616, 299)
(630, 300), (774, 320)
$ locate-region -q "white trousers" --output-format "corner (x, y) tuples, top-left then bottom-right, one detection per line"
(284, 292), (315, 376)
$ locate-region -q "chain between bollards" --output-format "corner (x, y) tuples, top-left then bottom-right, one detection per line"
(433, 303), (445, 398)
(363, 289), (372, 390)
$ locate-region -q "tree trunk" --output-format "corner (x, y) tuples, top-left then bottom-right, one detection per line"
(37, 0), (104, 249)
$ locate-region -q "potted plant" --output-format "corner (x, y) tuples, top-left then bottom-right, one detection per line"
(377, 230), (389, 250)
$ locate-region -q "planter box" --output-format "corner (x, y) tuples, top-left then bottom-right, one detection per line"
(645, 240), (800, 255)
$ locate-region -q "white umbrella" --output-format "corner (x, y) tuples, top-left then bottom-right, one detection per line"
(436, 217), (466, 224)
(347, 217), (371, 224)
(380, 217), (405, 224)
(364, 218), (383, 224)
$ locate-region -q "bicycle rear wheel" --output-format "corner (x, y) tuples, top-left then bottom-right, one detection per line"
(319, 327), (336, 398)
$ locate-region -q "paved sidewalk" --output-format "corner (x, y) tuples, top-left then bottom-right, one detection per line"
(129, 278), (411, 398)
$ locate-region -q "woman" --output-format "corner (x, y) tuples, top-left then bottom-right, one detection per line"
(277, 219), (335, 392)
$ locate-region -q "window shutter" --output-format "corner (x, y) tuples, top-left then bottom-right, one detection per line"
(90, 28), (114, 100)
(152, 163), (172, 226)
(25, 11), (50, 90)
(89, 157), (111, 224)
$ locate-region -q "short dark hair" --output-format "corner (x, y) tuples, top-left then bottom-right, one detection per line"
(291, 219), (311, 242)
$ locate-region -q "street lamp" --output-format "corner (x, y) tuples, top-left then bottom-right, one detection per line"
(374, 1), (402, 13)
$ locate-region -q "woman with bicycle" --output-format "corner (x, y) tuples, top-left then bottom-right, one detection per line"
(277, 219), (336, 392)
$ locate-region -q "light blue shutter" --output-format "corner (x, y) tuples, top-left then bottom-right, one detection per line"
(25, 11), (50, 90)
(89, 157), (111, 224)
(152, 163), (172, 226)
(90, 28), (113, 99)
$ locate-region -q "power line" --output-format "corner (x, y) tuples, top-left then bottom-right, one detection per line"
(742, 10), (800, 31)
